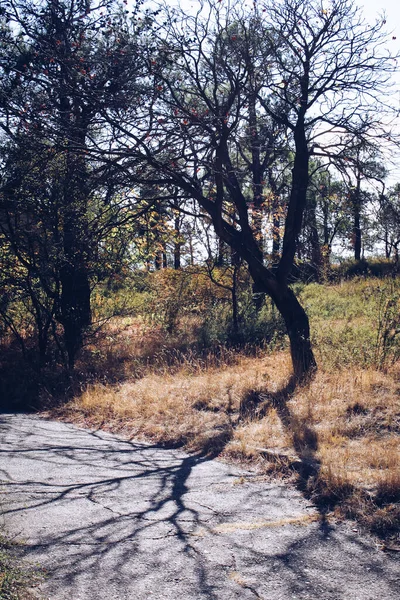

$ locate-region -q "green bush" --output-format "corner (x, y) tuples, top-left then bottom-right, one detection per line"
(330, 258), (396, 281)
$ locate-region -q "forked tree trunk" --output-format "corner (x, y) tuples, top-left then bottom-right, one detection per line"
(195, 109), (316, 382)
(248, 119), (316, 381)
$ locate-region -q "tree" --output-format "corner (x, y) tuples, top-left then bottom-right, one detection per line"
(102, 0), (398, 381)
(300, 166), (350, 277)
(333, 139), (387, 260)
(315, 175), (350, 265)
(0, 137), (66, 363)
(376, 184), (400, 262)
(0, 0), (151, 367)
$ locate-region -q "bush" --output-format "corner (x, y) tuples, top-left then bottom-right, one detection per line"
(330, 258), (396, 281)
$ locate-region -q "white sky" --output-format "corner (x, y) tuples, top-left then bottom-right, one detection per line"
(359, 0), (399, 38)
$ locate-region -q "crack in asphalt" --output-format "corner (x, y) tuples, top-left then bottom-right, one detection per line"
(86, 493), (124, 517)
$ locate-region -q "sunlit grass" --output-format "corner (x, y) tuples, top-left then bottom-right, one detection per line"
(52, 276), (400, 539)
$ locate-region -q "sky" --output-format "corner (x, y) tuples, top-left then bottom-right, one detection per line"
(359, 0), (400, 62)
(359, 0), (399, 37)
(359, 0), (400, 183)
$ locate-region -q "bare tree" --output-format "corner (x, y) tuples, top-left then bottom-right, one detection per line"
(102, 0), (399, 380)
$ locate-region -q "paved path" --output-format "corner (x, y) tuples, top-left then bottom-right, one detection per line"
(1, 414), (399, 600)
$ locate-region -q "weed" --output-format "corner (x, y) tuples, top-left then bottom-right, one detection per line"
(0, 534), (43, 600)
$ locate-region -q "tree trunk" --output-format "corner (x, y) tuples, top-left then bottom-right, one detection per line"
(60, 194), (91, 369)
(307, 198), (322, 279)
(60, 263), (91, 369)
(244, 256), (316, 383)
(384, 230), (391, 259)
(273, 284), (316, 381)
(174, 214), (182, 269)
(277, 118), (309, 280)
(60, 151), (91, 370)
(174, 243), (181, 269)
(231, 263), (240, 341)
(354, 211), (362, 261)
(216, 237), (226, 267)
(154, 250), (163, 270)
(272, 207), (281, 263)
(194, 108), (316, 381)
(394, 242), (399, 264)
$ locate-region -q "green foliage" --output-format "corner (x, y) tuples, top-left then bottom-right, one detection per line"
(91, 282), (151, 323)
(91, 269), (400, 370)
(330, 258), (396, 281)
(299, 278), (400, 369)
(374, 283), (400, 368)
(93, 267), (287, 350)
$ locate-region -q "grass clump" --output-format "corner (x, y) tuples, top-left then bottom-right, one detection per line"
(0, 534), (43, 600)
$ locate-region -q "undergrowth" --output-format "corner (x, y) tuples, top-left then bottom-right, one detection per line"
(2, 269), (400, 541)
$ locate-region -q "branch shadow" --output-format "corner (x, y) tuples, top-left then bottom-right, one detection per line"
(1, 414), (399, 600)
(0, 415), (239, 599)
(239, 375), (333, 530)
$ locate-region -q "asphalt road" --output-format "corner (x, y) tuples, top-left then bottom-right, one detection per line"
(1, 413), (399, 600)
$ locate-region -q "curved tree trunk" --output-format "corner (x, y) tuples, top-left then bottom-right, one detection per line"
(248, 260), (316, 382)
(272, 284), (316, 381)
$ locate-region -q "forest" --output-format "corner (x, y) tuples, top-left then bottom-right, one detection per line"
(0, 0), (400, 543)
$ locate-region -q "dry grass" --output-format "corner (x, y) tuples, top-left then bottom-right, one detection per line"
(50, 276), (400, 540)
(60, 345), (289, 453)
(51, 315), (400, 540)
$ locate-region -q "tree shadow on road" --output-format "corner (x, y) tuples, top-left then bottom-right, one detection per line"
(1, 414), (399, 600)
(0, 415), (237, 599)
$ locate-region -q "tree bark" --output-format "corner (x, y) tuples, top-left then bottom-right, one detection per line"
(174, 214), (182, 269)
(247, 259), (316, 382)
(60, 150), (91, 370)
(277, 118), (309, 281)
(272, 205), (281, 263)
(272, 284), (316, 381)
(154, 250), (163, 270)
(60, 263), (91, 369)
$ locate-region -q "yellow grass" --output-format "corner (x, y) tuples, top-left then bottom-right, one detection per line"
(54, 309), (400, 538)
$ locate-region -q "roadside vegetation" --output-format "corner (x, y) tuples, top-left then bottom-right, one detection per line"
(0, 533), (43, 600)
(1, 0), (400, 552)
(12, 265), (391, 543)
